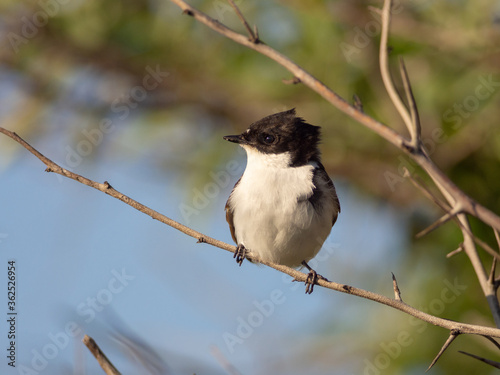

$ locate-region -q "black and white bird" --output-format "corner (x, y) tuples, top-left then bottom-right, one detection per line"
(223, 109), (340, 294)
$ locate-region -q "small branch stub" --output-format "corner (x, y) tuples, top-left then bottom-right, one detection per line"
(392, 273), (402, 301)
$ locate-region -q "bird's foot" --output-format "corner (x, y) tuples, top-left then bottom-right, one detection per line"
(234, 244), (247, 266)
(302, 261), (328, 294)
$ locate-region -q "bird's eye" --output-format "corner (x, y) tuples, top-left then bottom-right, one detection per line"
(262, 134), (275, 144)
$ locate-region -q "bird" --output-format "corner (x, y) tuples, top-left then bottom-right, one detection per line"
(223, 109), (340, 294)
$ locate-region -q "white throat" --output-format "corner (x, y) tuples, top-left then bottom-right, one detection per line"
(241, 145), (293, 169)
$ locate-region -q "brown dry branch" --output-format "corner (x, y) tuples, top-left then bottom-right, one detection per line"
(83, 335), (121, 375)
(2, 127), (500, 342)
(168, 0), (500, 330)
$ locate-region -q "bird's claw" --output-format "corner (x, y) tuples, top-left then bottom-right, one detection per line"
(234, 244), (247, 266)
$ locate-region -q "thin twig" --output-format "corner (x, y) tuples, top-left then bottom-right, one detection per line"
(3, 126), (500, 338)
(399, 57), (421, 150)
(379, 0), (413, 144)
(458, 351), (500, 369)
(426, 330), (460, 372)
(404, 168), (500, 262)
(227, 0), (259, 43)
(489, 258), (497, 286)
(416, 207), (461, 239)
(446, 244), (463, 258)
(83, 335), (121, 375)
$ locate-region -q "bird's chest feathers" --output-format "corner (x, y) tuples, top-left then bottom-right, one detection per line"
(231, 150), (315, 215)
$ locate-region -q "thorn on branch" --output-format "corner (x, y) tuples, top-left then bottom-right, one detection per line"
(399, 57), (422, 151)
(228, 0), (260, 43)
(458, 350), (500, 369)
(489, 258), (497, 286)
(480, 334), (500, 351)
(427, 330), (460, 372)
(494, 228), (500, 251)
(446, 244), (464, 258)
(104, 181), (113, 189)
(391, 272), (403, 301)
(282, 76), (301, 85)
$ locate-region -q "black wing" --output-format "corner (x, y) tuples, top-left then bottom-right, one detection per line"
(225, 177), (241, 244)
(309, 162), (340, 226)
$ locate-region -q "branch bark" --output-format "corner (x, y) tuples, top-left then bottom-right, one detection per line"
(83, 335), (121, 375)
(2, 126), (500, 340)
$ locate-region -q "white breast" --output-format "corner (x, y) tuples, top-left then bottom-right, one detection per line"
(229, 146), (334, 268)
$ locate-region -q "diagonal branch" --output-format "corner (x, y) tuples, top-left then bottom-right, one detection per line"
(83, 335), (121, 375)
(379, 0), (414, 145)
(3, 126), (500, 339)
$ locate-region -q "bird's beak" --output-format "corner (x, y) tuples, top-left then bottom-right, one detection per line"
(223, 134), (246, 144)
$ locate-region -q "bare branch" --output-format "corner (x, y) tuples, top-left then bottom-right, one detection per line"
(399, 57), (421, 150)
(446, 244), (463, 258)
(495, 229), (500, 251)
(416, 207), (461, 239)
(3, 126), (500, 339)
(458, 351), (500, 369)
(379, 0), (414, 144)
(404, 168), (500, 262)
(227, 0), (259, 43)
(427, 330), (460, 372)
(83, 335), (121, 375)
